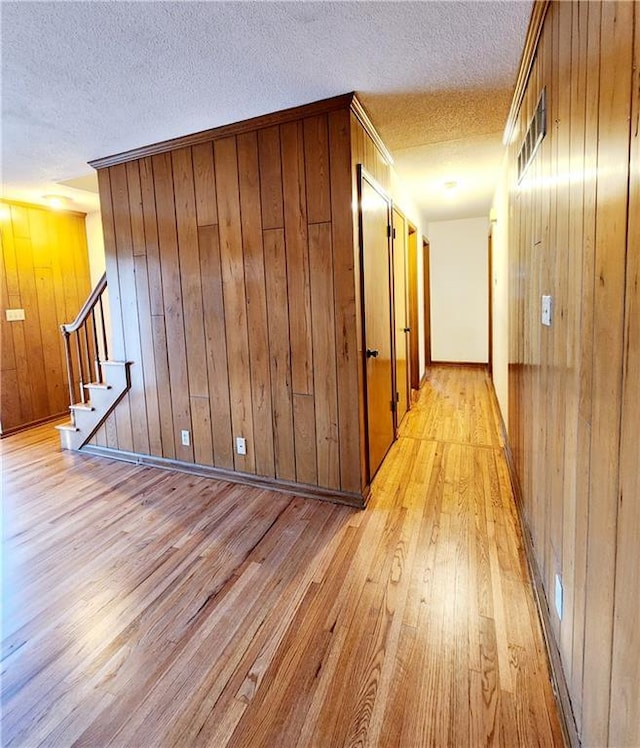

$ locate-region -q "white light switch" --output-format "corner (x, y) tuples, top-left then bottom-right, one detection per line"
(236, 437), (246, 455)
(541, 295), (553, 327)
(181, 430), (190, 446)
(5, 309), (25, 321)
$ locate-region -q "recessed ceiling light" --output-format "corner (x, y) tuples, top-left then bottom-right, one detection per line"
(42, 194), (72, 210)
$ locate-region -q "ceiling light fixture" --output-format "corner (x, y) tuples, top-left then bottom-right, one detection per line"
(444, 180), (458, 191)
(42, 194), (72, 210)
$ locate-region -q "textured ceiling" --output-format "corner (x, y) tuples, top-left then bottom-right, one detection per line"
(1, 0), (531, 225)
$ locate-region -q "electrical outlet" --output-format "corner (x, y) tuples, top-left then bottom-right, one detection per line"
(5, 309), (25, 321)
(181, 430), (190, 447)
(235, 436), (246, 456)
(555, 573), (563, 620)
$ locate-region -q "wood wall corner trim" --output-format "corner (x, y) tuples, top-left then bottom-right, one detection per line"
(88, 93), (356, 170)
(350, 95), (394, 166)
(503, 0), (551, 146)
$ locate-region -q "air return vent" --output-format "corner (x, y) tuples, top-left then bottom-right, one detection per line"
(517, 88), (547, 182)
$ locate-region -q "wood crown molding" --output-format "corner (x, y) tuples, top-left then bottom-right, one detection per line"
(89, 91), (395, 171)
(503, 0), (551, 146)
(350, 94), (395, 166)
(89, 92), (357, 169)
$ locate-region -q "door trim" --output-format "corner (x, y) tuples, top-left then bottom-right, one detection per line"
(357, 164), (395, 483)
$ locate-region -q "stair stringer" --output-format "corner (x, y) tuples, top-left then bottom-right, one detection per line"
(57, 361), (131, 451)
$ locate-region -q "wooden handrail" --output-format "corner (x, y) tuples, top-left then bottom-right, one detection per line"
(60, 273), (109, 417)
(62, 272), (107, 334)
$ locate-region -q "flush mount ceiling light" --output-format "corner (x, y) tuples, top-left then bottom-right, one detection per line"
(42, 194), (72, 210)
(444, 180), (458, 191)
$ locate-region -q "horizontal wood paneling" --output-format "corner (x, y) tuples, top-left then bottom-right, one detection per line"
(506, 1), (637, 744)
(0, 201), (91, 433)
(95, 102), (366, 497)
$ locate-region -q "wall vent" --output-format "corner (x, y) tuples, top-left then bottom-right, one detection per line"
(517, 88), (547, 182)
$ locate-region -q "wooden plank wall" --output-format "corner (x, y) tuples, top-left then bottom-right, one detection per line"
(507, 2), (639, 744)
(93, 106), (367, 497)
(0, 201), (91, 433)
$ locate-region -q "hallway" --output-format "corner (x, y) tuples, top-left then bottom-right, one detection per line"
(1, 366), (563, 746)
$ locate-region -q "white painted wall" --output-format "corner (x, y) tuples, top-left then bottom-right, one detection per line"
(427, 216), (489, 363)
(85, 211), (106, 286)
(490, 156), (509, 427)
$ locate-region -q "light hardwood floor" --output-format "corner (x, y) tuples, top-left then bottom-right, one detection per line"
(1, 366), (564, 746)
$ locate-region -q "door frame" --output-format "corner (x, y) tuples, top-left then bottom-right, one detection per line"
(357, 165), (395, 483)
(407, 222), (420, 390)
(391, 205), (411, 428)
(423, 237), (432, 368)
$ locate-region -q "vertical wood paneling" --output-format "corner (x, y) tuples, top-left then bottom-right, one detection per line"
(151, 152), (194, 463)
(110, 163), (142, 454)
(571, 3), (601, 722)
(214, 136), (255, 474)
(172, 147), (213, 465)
(281, 121), (313, 396)
(304, 115), (331, 224)
(192, 142), (218, 227)
(263, 228), (295, 481)
(581, 3), (633, 743)
(309, 222), (340, 489)
(330, 109), (363, 493)
(0, 202), (91, 433)
(609, 9), (640, 742)
(257, 126), (284, 230)
(507, 1), (636, 744)
(133, 254), (163, 456)
(237, 131), (275, 477)
(293, 393), (317, 485)
(139, 157), (165, 317)
(560, 0), (588, 684)
(95, 99), (369, 499)
(139, 155), (175, 458)
(197, 225), (233, 470)
(150, 314), (175, 459)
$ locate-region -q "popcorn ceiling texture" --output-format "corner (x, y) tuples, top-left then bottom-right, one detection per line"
(1, 0), (531, 222)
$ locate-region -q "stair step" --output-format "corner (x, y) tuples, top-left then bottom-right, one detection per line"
(58, 361), (131, 452)
(70, 403), (95, 412)
(56, 421), (79, 433)
(84, 382), (112, 391)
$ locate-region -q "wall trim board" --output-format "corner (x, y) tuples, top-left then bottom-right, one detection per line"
(0, 412), (68, 438)
(81, 444), (368, 509)
(89, 93), (357, 169)
(429, 361), (488, 369)
(503, 0), (551, 146)
(488, 379), (579, 748)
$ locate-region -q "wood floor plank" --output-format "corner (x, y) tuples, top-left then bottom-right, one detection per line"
(0, 365), (564, 747)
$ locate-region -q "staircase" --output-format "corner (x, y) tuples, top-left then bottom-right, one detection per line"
(56, 273), (131, 451)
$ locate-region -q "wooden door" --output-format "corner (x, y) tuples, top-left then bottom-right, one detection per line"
(392, 208), (409, 425)
(359, 168), (394, 480)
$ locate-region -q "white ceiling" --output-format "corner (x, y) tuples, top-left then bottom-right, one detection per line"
(1, 0), (531, 226)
